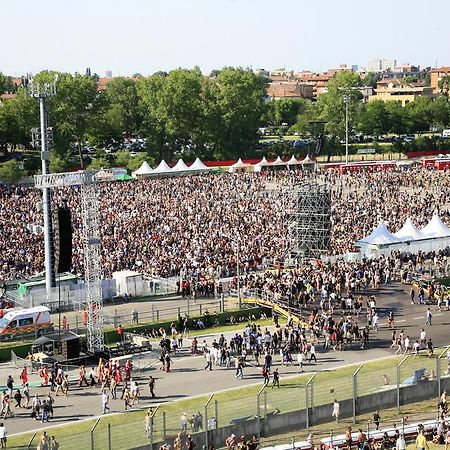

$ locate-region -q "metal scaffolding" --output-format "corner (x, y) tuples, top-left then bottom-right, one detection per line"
(34, 170), (106, 353)
(283, 182), (331, 262)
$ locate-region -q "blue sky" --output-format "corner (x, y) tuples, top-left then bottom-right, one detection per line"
(1, 0), (448, 76)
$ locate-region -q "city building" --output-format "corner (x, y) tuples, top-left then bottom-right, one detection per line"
(105, 70), (113, 78)
(431, 66), (450, 94)
(266, 81), (314, 100)
(367, 59), (397, 73)
(254, 68), (270, 77)
(370, 79), (434, 106)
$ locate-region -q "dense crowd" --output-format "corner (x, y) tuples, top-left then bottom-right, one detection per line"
(1, 166), (450, 282)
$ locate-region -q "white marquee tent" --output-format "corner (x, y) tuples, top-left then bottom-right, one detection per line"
(153, 159), (172, 174)
(229, 158), (251, 173)
(188, 157), (209, 171)
(287, 155), (301, 166)
(132, 161), (153, 177)
(357, 216), (450, 258)
(172, 158), (190, 172)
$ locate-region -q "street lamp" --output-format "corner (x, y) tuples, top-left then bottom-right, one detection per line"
(343, 94), (350, 165)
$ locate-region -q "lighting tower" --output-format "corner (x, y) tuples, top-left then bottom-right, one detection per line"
(29, 79), (57, 292)
(34, 170), (107, 353)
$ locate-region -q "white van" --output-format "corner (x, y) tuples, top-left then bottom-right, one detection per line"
(0, 306), (52, 337)
(442, 129), (450, 138)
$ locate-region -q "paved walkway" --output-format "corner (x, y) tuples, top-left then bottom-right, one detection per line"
(1, 282), (449, 436)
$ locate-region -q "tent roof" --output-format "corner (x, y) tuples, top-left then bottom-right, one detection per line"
(287, 155), (301, 165)
(420, 214), (450, 238)
(359, 221), (402, 245)
(189, 157), (209, 171)
(257, 156), (271, 166)
(134, 161), (153, 175)
(172, 158), (189, 172)
(271, 156), (288, 166)
(153, 159), (172, 173)
(230, 158), (250, 168)
(301, 155), (315, 165)
(393, 218), (426, 241)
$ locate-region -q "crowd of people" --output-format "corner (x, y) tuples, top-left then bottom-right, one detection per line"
(1, 166), (450, 283)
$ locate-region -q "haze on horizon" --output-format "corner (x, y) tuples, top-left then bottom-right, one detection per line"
(1, 0), (449, 77)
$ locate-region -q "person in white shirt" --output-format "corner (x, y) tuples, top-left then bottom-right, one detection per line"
(0, 422), (6, 449)
(403, 336), (410, 354)
(396, 433), (406, 450)
(332, 399), (340, 423)
(102, 391), (109, 414)
(413, 340), (421, 356)
(297, 352), (304, 372)
(420, 329), (426, 347)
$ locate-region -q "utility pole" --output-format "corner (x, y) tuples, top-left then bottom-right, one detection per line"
(343, 94), (350, 165)
(29, 79), (57, 292)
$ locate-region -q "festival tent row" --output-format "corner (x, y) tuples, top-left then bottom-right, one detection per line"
(231, 155), (316, 173)
(132, 158), (210, 178)
(357, 215), (450, 258)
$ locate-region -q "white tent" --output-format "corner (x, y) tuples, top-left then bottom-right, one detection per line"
(258, 156), (271, 166)
(172, 158), (189, 172)
(153, 159), (172, 174)
(300, 155), (315, 165)
(188, 157), (209, 171)
(393, 218), (425, 241)
(271, 156), (288, 166)
(132, 161), (153, 177)
(420, 214), (450, 238)
(287, 155), (301, 165)
(358, 222), (402, 245)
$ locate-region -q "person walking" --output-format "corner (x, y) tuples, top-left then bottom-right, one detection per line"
(102, 390), (110, 414)
(373, 410), (381, 430)
(272, 369), (280, 389)
(148, 376), (156, 398)
(204, 350), (213, 371)
(309, 344), (317, 363)
(396, 433), (406, 450)
(0, 422), (6, 449)
(332, 399), (340, 423)
(425, 308), (432, 325)
(297, 352), (304, 372)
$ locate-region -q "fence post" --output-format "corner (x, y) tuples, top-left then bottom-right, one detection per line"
(205, 394), (214, 450)
(257, 394), (261, 441)
(215, 400), (219, 429)
(108, 423), (112, 450)
(200, 304), (203, 316)
(305, 373), (316, 429)
(264, 391), (267, 421)
(90, 431), (94, 450)
(163, 411), (167, 439)
(437, 357), (441, 398)
(352, 365), (363, 423)
(156, 310), (159, 322)
(152, 304), (155, 322)
(397, 355), (409, 413)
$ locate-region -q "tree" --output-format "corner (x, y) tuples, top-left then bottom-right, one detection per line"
(127, 153), (153, 171)
(358, 100), (390, 136)
(49, 152), (71, 173)
(438, 76), (450, 97)
(362, 72), (380, 89)
(432, 96), (450, 128)
(114, 150), (131, 167)
(89, 156), (111, 169)
(103, 77), (141, 138)
(404, 96), (433, 134)
(212, 67), (267, 159)
(0, 159), (26, 182)
(384, 101), (407, 135)
(315, 71), (362, 140)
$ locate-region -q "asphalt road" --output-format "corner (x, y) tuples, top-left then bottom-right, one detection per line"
(1, 282), (449, 437)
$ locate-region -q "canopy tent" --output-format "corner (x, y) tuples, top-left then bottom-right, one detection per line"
(253, 156), (271, 172)
(287, 155), (301, 165)
(271, 156), (288, 166)
(357, 216), (450, 259)
(133, 161), (153, 176)
(229, 158), (251, 173)
(420, 214), (450, 238)
(153, 159), (172, 174)
(188, 157), (209, 171)
(358, 222), (401, 246)
(300, 155), (315, 165)
(393, 218), (425, 241)
(172, 158), (190, 172)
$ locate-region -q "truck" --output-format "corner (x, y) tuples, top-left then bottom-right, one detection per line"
(0, 306), (52, 338)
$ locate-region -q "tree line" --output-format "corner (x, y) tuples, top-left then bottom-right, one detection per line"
(1, 68), (450, 176)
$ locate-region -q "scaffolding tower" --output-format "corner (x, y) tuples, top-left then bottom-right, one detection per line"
(34, 170), (105, 353)
(283, 182), (331, 262)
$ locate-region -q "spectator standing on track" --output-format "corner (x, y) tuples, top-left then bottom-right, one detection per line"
(148, 376), (156, 398)
(416, 429), (429, 450)
(102, 390), (110, 414)
(373, 410), (381, 430)
(309, 344), (317, 363)
(272, 369), (280, 388)
(396, 433), (406, 450)
(0, 422), (6, 449)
